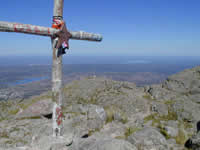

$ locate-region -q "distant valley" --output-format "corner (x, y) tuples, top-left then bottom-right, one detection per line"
(0, 61), (199, 100)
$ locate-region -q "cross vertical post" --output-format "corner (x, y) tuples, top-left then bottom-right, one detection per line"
(52, 0), (64, 137)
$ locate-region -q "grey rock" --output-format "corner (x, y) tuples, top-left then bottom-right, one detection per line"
(127, 127), (169, 150)
(2, 66), (200, 149)
(96, 121), (126, 138)
(188, 94), (200, 103)
(163, 66), (200, 94)
(144, 120), (153, 127)
(167, 138), (176, 144)
(166, 120), (179, 129)
(50, 143), (68, 150)
(185, 132), (200, 150)
(164, 126), (178, 137)
(17, 99), (52, 119)
(63, 78), (148, 120)
(70, 136), (137, 150)
(88, 138), (137, 150)
(145, 84), (179, 101)
(185, 121), (200, 150)
(30, 136), (69, 150)
(87, 104), (106, 130)
(172, 97), (200, 122)
(69, 104), (106, 131)
(0, 89), (24, 101)
(151, 101), (168, 116)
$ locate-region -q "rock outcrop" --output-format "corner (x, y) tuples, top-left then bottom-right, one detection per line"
(127, 127), (169, 150)
(1, 66), (200, 149)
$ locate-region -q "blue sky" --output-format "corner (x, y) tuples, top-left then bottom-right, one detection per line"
(0, 0), (200, 56)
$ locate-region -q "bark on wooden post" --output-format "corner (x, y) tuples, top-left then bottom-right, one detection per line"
(52, 0), (64, 137)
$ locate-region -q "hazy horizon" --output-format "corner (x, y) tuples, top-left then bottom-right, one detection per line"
(0, 55), (200, 66)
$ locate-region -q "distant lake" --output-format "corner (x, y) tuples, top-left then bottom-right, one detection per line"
(122, 60), (151, 64)
(0, 76), (49, 86)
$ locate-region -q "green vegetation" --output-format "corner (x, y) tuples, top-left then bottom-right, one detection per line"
(76, 97), (88, 104)
(10, 127), (20, 132)
(157, 125), (171, 139)
(72, 121), (81, 127)
(144, 111), (188, 145)
(5, 138), (28, 145)
(104, 106), (115, 123)
(160, 111), (178, 121)
(144, 114), (160, 126)
(183, 121), (193, 129)
(115, 126), (141, 140)
(121, 117), (128, 124)
(63, 80), (79, 94)
(174, 129), (187, 145)
(124, 126), (141, 138)
(88, 128), (100, 136)
(0, 117), (5, 122)
(164, 100), (175, 105)
(76, 96), (97, 105)
(104, 105), (128, 124)
(8, 108), (20, 115)
(115, 136), (125, 139)
(143, 94), (155, 101)
(89, 96), (98, 104)
(0, 100), (15, 112)
(0, 131), (9, 138)
(144, 106), (178, 126)
(0, 93), (52, 123)
(144, 114), (156, 123)
(0, 100), (20, 121)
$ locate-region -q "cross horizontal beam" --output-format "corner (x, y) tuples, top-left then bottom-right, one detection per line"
(0, 21), (102, 42)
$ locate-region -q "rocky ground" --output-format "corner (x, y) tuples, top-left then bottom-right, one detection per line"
(0, 66), (200, 150)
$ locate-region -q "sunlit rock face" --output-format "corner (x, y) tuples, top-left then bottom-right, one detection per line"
(1, 66), (200, 150)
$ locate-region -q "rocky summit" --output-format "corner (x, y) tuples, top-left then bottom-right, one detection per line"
(0, 66), (200, 150)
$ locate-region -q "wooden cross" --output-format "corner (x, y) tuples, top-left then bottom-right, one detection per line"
(0, 0), (102, 137)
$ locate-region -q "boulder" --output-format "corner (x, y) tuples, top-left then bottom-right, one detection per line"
(185, 121), (200, 150)
(164, 126), (178, 137)
(185, 132), (200, 150)
(17, 99), (52, 119)
(172, 97), (200, 122)
(127, 127), (169, 150)
(70, 136), (137, 150)
(151, 101), (168, 116)
(29, 135), (73, 150)
(163, 66), (200, 94)
(145, 84), (179, 101)
(68, 104), (106, 130)
(0, 88), (24, 101)
(88, 138), (137, 150)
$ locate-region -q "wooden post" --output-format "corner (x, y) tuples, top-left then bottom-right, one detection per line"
(52, 0), (64, 137)
(0, 21), (103, 41)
